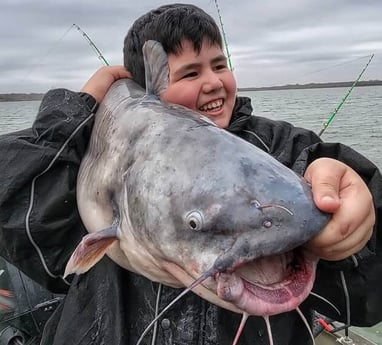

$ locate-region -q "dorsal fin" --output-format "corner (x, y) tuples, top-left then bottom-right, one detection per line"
(142, 40), (169, 96)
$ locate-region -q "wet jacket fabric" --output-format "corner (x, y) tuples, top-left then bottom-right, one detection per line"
(0, 90), (381, 345)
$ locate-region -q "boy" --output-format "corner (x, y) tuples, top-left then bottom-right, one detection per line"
(0, 3), (381, 345)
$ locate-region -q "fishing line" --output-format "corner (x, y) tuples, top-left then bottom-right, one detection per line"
(21, 23), (109, 85)
(299, 54), (372, 79)
(25, 113), (95, 284)
(21, 24), (74, 82)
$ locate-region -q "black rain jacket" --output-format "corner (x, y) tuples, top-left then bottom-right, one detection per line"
(0, 90), (381, 345)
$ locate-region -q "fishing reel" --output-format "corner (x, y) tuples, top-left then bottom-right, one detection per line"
(0, 257), (63, 345)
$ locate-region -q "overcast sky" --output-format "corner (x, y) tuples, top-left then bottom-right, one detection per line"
(1, 0), (382, 93)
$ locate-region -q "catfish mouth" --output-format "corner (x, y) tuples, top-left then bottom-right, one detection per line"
(215, 249), (317, 316)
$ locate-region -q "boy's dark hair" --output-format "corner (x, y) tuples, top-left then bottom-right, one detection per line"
(123, 3), (223, 88)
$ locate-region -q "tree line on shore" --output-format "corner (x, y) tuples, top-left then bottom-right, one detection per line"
(0, 93), (45, 102)
(238, 80), (382, 92)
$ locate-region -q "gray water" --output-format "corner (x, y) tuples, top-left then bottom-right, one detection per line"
(239, 85), (382, 170)
(0, 100), (39, 134)
(0, 86), (382, 343)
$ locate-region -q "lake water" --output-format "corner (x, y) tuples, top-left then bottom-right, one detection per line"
(0, 86), (382, 343)
(239, 85), (382, 170)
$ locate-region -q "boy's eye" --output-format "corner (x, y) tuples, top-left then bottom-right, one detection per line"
(182, 71), (198, 79)
(214, 64), (228, 71)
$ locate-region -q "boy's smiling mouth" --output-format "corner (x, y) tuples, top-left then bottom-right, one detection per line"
(199, 98), (224, 113)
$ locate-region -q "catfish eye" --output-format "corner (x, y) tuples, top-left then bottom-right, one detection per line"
(185, 211), (204, 231)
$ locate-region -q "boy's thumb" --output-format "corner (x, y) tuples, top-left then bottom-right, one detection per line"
(313, 181), (340, 213)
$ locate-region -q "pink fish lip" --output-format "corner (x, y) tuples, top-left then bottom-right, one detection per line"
(214, 249), (318, 316)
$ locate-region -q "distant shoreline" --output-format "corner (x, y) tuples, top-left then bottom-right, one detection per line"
(1, 80), (382, 102)
(238, 80), (382, 92)
(0, 93), (45, 102)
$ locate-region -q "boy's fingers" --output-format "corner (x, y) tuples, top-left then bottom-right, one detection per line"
(304, 158), (343, 213)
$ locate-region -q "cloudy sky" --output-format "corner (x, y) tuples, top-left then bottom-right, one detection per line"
(1, 0), (382, 93)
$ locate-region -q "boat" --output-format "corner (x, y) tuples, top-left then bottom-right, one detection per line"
(314, 314), (379, 345)
(316, 326), (378, 345)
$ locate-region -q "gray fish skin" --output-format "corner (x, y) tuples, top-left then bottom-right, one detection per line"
(75, 41), (330, 316)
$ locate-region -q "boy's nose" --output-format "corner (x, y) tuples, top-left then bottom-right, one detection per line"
(202, 72), (223, 93)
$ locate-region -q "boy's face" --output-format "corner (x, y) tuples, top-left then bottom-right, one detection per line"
(160, 39), (237, 129)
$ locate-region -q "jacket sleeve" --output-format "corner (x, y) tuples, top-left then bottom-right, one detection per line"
(254, 116), (382, 326)
(0, 89), (95, 293)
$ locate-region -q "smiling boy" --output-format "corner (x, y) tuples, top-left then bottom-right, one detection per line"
(161, 39), (236, 128)
(0, 3), (381, 345)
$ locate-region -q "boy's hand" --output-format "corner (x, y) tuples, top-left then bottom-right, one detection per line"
(303, 158), (375, 261)
(81, 66), (132, 103)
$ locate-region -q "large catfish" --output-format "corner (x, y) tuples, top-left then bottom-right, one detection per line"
(65, 41), (330, 344)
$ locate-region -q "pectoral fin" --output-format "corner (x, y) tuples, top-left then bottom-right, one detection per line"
(64, 225), (118, 278)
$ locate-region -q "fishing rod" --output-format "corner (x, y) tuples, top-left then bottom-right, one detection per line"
(318, 54), (374, 137)
(213, 0), (234, 71)
(0, 297), (63, 325)
(72, 24), (109, 66)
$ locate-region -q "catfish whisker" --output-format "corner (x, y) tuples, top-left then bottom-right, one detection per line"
(263, 315), (274, 345)
(232, 312), (249, 345)
(136, 268), (216, 345)
(309, 291), (341, 315)
(296, 307), (316, 345)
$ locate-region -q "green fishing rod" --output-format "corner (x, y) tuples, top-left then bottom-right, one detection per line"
(318, 54), (374, 137)
(214, 0), (233, 71)
(73, 24), (109, 66)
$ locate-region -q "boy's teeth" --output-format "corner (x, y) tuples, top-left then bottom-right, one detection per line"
(200, 99), (223, 111)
